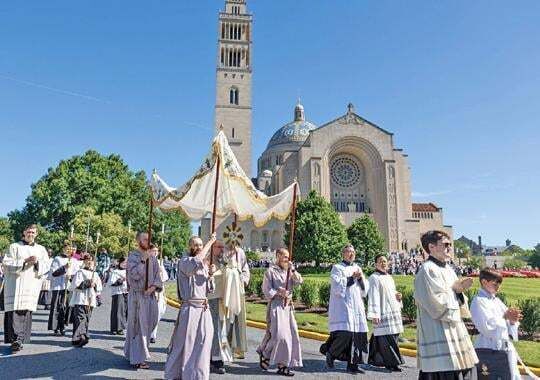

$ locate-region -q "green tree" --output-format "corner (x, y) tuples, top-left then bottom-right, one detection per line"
(8, 150), (149, 238)
(153, 210), (191, 258)
(346, 215), (385, 267)
(466, 255), (485, 269)
(8, 150), (191, 255)
(284, 190), (348, 266)
(528, 243), (540, 268)
(503, 257), (527, 269)
(454, 240), (471, 259)
(0, 217), (13, 252)
(502, 245), (525, 256)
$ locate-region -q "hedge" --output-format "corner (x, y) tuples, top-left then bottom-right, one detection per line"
(299, 281), (320, 308)
(319, 282), (331, 308)
(518, 298), (540, 338)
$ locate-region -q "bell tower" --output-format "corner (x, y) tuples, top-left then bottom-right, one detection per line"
(215, 0), (253, 176)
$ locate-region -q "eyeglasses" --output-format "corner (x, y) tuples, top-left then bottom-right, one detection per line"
(441, 242), (452, 248)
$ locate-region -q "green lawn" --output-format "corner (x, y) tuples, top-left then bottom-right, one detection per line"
(164, 280), (540, 367)
(299, 274), (540, 305)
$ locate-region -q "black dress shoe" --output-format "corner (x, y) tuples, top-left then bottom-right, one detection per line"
(391, 366), (402, 372)
(11, 341), (22, 353)
(325, 352), (334, 368)
(117, 330), (124, 335)
(149, 338), (156, 344)
(346, 364), (365, 374)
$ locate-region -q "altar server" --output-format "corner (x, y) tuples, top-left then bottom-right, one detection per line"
(69, 254), (102, 347)
(109, 257), (128, 335)
(471, 268), (523, 380)
(367, 253), (404, 372)
(414, 230), (478, 379)
(320, 244), (369, 374)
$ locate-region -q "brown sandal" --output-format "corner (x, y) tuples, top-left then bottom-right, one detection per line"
(135, 362), (150, 369)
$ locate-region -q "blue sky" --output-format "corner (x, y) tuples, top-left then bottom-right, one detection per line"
(1, 1), (539, 248)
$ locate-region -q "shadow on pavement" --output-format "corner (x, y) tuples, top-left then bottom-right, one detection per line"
(0, 345), (132, 379)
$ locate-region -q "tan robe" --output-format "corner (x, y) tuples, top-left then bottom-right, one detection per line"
(123, 250), (163, 365)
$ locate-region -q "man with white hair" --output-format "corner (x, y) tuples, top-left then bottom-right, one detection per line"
(2, 224), (49, 353)
(320, 244), (369, 374)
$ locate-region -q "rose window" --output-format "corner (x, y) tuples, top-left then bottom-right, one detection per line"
(330, 156), (361, 188)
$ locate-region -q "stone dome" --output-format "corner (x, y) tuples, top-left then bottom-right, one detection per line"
(266, 101), (317, 149)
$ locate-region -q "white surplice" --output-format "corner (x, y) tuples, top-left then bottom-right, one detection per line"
(328, 261), (369, 333)
(414, 258), (478, 373)
(470, 289), (521, 380)
(2, 241), (50, 312)
(69, 269), (103, 307)
(367, 271), (403, 336)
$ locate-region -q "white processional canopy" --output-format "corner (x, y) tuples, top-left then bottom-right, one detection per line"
(150, 130), (298, 227)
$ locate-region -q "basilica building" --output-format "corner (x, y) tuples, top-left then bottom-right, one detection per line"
(207, 0), (453, 253)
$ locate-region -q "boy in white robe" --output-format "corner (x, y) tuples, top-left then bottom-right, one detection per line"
(2, 224), (49, 353)
(48, 243), (77, 335)
(414, 230), (478, 380)
(470, 268), (522, 380)
(69, 254), (103, 347)
(367, 254), (404, 372)
(320, 244), (369, 374)
(109, 257), (128, 335)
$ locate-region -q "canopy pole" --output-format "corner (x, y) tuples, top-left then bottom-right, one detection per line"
(64, 225), (75, 308)
(159, 223), (165, 263)
(146, 189), (154, 290)
(210, 153), (221, 266)
(233, 213), (238, 262)
(90, 230), (101, 301)
(284, 182), (298, 297)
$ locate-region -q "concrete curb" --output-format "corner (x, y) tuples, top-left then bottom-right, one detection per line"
(165, 297), (540, 376)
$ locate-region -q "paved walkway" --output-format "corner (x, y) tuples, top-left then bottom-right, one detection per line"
(0, 283), (420, 379)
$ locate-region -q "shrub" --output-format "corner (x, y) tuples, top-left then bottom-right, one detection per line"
(246, 276), (262, 297)
(299, 280), (320, 308)
(245, 250), (261, 263)
(518, 298), (540, 338)
(497, 291), (508, 306)
(292, 284), (301, 302)
(298, 266), (332, 275)
(319, 282), (331, 308)
(399, 288), (417, 321)
(503, 258), (527, 270)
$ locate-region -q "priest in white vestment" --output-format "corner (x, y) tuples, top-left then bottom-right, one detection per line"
(414, 230), (478, 380)
(470, 268), (522, 380)
(209, 239), (251, 374)
(2, 224), (50, 353)
(320, 244), (370, 374)
(367, 253), (404, 372)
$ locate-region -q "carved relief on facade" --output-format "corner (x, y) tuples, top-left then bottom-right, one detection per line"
(386, 164), (399, 250)
(311, 160), (322, 194)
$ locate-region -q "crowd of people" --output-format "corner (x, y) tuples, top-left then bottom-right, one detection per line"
(0, 224), (529, 379)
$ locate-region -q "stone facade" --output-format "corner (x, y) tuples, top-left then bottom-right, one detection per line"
(205, 0), (453, 254)
(215, 0), (252, 176)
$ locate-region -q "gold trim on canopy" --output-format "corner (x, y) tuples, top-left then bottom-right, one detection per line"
(150, 131), (299, 228)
